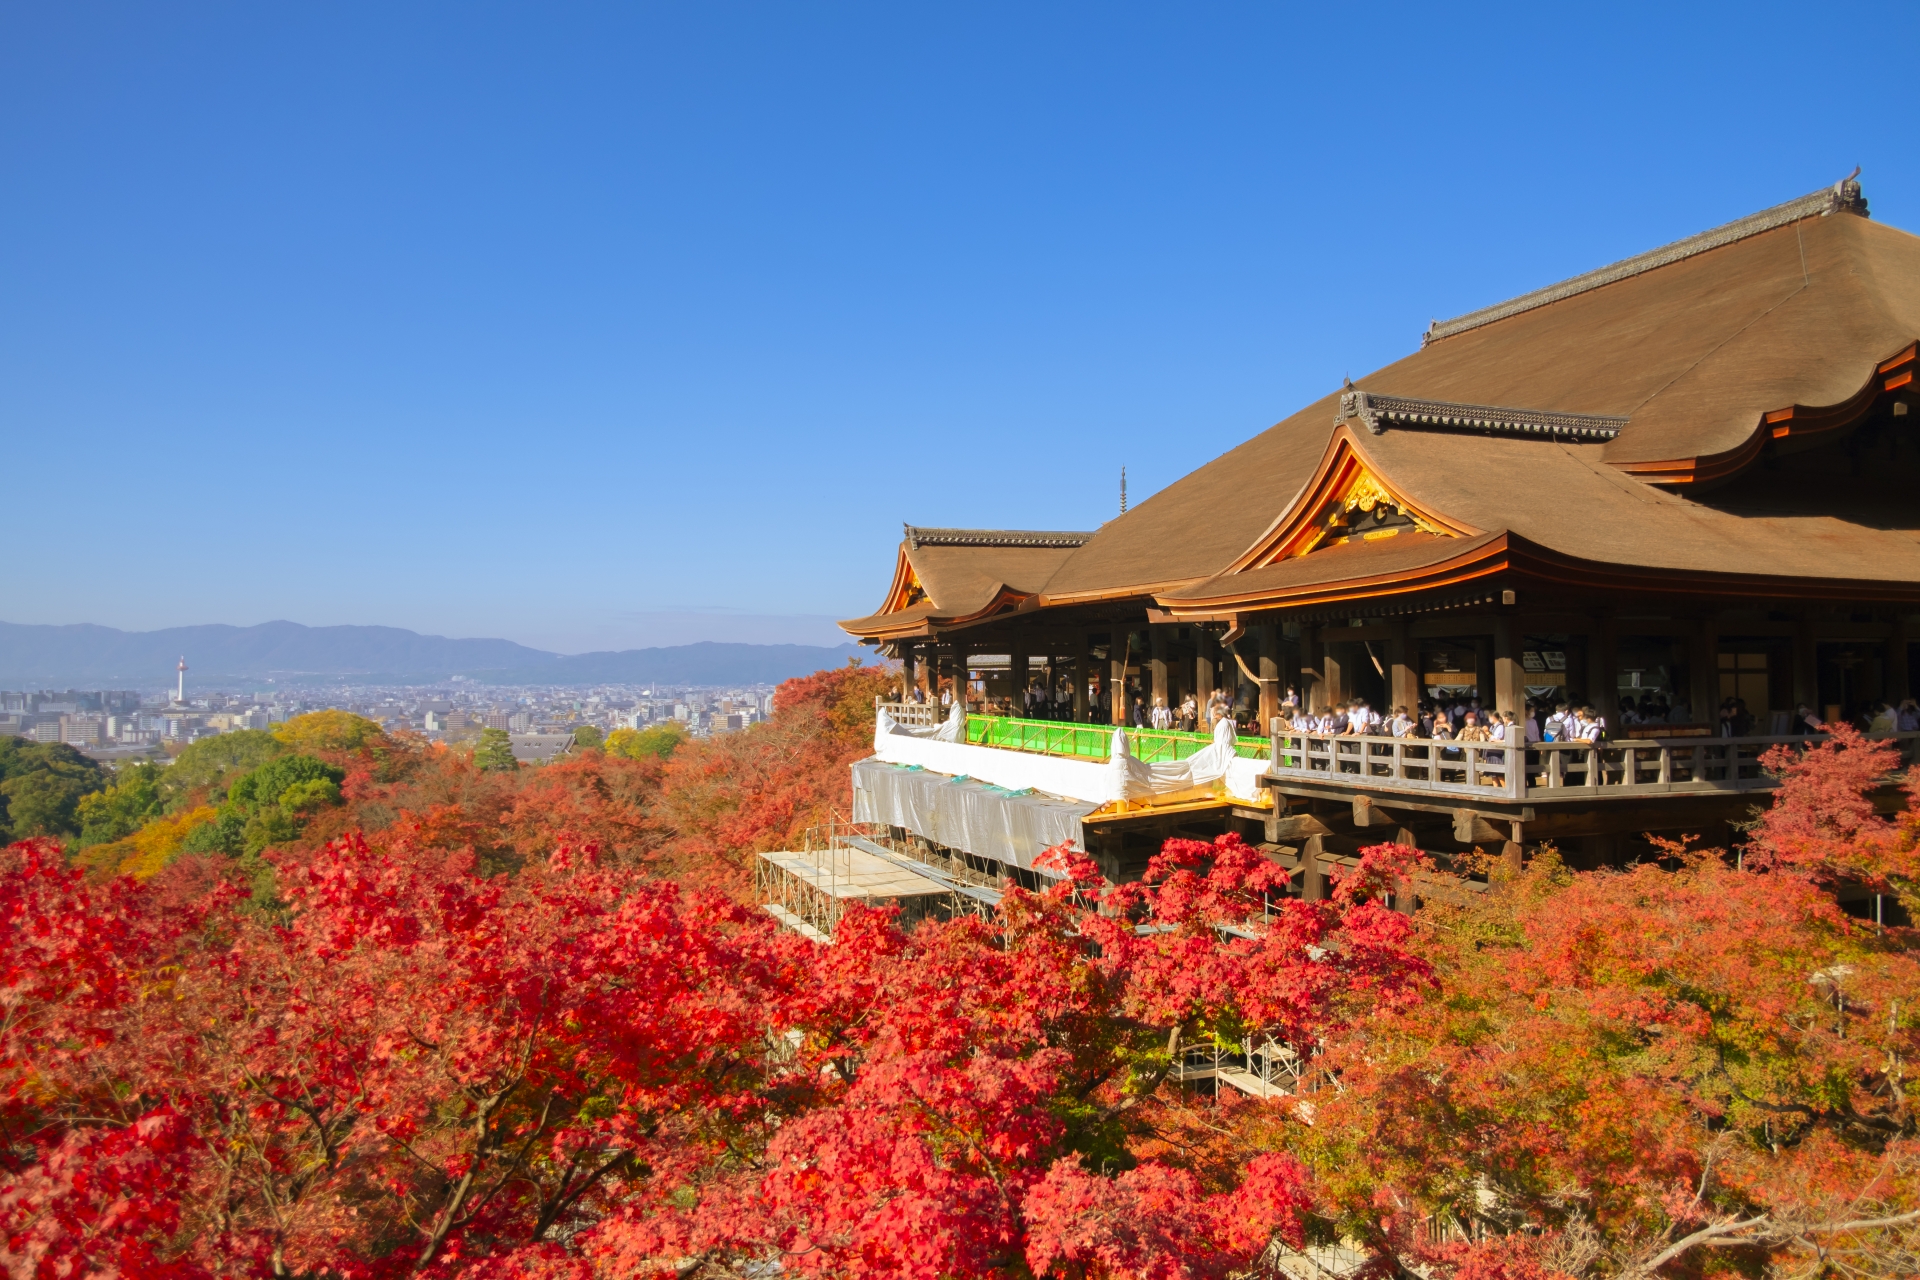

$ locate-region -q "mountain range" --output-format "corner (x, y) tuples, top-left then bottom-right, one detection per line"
(0, 621), (867, 688)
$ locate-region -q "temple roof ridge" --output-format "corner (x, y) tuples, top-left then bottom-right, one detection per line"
(904, 525), (1095, 549)
(1424, 170), (1869, 346)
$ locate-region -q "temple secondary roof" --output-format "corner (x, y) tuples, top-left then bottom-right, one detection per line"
(844, 175), (1920, 638)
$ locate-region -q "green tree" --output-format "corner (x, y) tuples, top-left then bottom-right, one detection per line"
(74, 761), (167, 847)
(0, 738), (108, 841)
(163, 730), (285, 805)
(603, 723), (687, 762)
(182, 753), (347, 859)
(473, 728), (519, 773)
(571, 725), (604, 750)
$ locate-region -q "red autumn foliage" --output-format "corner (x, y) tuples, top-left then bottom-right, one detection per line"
(1, 812), (1406, 1277)
(6, 667), (1918, 1278)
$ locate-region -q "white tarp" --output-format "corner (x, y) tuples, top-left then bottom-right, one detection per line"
(850, 759), (1096, 869)
(1107, 716), (1246, 800)
(869, 710), (1269, 807)
(876, 704), (967, 742)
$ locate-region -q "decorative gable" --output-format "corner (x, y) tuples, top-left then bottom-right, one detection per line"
(1226, 426), (1481, 573)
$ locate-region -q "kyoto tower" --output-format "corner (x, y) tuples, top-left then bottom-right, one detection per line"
(176, 656), (187, 705)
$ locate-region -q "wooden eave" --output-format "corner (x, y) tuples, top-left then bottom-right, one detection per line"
(1610, 340), (1918, 488)
(1224, 424), (1484, 573)
(839, 584), (1042, 642)
(1156, 534), (1512, 618)
(1036, 579), (1204, 608)
(1155, 530), (1920, 619)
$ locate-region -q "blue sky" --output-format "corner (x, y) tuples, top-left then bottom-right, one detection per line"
(2, 3), (1912, 654)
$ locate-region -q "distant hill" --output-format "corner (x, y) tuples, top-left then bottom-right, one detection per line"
(0, 621), (867, 688)
(469, 641), (869, 687)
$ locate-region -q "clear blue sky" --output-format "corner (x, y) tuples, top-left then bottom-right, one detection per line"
(3, 3), (1912, 654)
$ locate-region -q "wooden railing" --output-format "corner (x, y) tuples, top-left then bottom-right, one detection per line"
(1267, 729), (1920, 803)
(876, 698), (945, 728)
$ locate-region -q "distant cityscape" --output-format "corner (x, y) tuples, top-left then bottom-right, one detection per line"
(1, 661), (780, 764)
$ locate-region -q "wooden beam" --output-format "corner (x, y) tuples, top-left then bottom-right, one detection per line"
(1270, 812), (1335, 842)
(1453, 808), (1506, 845)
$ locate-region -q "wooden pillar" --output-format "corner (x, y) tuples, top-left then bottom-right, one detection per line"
(1500, 820), (1525, 877)
(1300, 834), (1327, 901)
(1793, 612), (1819, 712)
(1074, 634), (1091, 723)
(954, 647), (971, 712)
(1587, 612), (1617, 717)
(1492, 614), (1525, 717)
(1257, 623), (1280, 729)
(1111, 633), (1130, 727)
(1195, 631), (1216, 714)
(1300, 625), (1323, 710)
(1149, 626), (1169, 716)
(1322, 638), (1347, 709)
(1388, 620), (1418, 711)
(1472, 637), (1493, 707)
(1281, 623), (1302, 711)
(1689, 617), (1718, 726)
(1887, 616), (1912, 705)
(899, 643), (917, 701)
(1011, 648), (1029, 718)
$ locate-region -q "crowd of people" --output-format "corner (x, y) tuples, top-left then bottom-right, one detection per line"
(911, 674), (1920, 742)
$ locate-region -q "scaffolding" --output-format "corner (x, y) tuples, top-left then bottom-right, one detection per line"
(755, 819), (1009, 941)
(1170, 1033), (1307, 1100)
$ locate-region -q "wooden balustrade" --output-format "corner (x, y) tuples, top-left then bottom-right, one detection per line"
(876, 698), (945, 728)
(1267, 729), (1920, 802)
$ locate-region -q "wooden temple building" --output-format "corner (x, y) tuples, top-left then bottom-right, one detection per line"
(808, 173), (1920, 911)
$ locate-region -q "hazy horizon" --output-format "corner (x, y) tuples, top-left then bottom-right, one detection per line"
(4, 4), (1912, 652)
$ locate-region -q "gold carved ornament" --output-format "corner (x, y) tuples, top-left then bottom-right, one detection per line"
(1291, 463), (1447, 557)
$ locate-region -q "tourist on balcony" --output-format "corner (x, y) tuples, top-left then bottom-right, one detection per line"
(1523, 702), (1541, 743)
(1899, 699), (1920, 731)
(1150, 697), (1173, 731)
(1177, 694), (1197, 732)
(1869, 701), (1897, 733)
(1387, 706), (1413, 738)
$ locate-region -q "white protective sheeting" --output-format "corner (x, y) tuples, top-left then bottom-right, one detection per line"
(869, 710), (1269, 807)
(1107, 717), (1249, 800)
(876, 704), (967, 742)
(850, 759), (1096, 869)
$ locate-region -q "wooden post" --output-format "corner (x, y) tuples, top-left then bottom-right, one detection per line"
(953, 648), (970, 712)
(1300, 625), (1323, 710)
(1010, 647), (1029, 718)
(1144, 629), (1159, 721)
(1492, 614), (1525, 717)
(1111, 633), (1130, 727)
(1690, 617), (1718, 726)
(900, 643), (916, 702)
(1195, 630), (1216, 716)
(1887, 615), (1912, 706)
(1587, 612), (1617, 719)
(1389, 620), (1418, 712)
(1793, 612), (1818, 713)
(1258, 623), (1280, 729)
(1300, 834), (1326, 901)
(1500, 819), (1524, 877)
(1074, 634), (1091, 723)
(1322, 638), (1346, 709)
(1281, 623), (1302, 711)
(1472, 637), (1493, 708)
